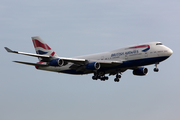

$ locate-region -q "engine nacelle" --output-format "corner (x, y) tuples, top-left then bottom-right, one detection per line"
(86, 62), (100, 70)
(133, 67), (148, 76)
(49, 58), (64, 66)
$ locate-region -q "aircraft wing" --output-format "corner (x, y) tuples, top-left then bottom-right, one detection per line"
(69, 60), (122, 71)
(4, 47), (86, 63)
(5, 47), (123, 67)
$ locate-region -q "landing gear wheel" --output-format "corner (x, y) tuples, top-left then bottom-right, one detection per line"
(114, 78), (120, 82)
(92, 76), (98, 80)
(100, 77), (106, 81)
(154, 68), (159, 72)
(105, 76), (109, 80)
(100, 76), (109, 81)
(92, 72), (109, 81)
(116, 74), (121, 78)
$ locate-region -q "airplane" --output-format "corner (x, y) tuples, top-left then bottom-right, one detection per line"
(5, 36), (173, 82)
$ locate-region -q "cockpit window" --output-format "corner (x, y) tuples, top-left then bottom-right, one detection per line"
(156, 43), (163, 45)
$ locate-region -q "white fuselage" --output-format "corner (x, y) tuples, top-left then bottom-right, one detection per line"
(37, 42), (173, 75)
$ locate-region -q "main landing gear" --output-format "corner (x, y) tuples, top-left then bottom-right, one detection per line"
(92, 73), (109, 81)
(154, 63), (159, 72)
(92, 72), (122, 82)
(114, 74), (121, 82)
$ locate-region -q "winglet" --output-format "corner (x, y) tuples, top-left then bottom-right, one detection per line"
(4, 47), (18, 53)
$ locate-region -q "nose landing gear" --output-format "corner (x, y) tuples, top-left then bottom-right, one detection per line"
(154, 63), (159, 72)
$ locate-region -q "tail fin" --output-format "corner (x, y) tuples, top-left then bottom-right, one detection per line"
(32, 36), (58, 61)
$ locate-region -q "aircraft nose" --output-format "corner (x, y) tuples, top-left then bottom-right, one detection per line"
(168, 48), (173, 56)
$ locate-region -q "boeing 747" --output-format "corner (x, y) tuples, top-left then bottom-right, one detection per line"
(5, 36), (173, 82)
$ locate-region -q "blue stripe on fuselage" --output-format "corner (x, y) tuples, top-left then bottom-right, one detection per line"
(142, 47), (150, 52)
(120, 56), (168, 68)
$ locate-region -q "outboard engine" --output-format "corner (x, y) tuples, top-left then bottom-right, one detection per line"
(86, 62), (100, 70)
(49, 58), (64, 66)
(133, 67), (148, 76)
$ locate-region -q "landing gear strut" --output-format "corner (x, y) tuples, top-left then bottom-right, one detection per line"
(154, 63), (159, 72)
(114, 74), (121, 82)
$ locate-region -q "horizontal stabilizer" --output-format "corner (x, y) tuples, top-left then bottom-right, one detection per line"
(13, 61), (48, 67)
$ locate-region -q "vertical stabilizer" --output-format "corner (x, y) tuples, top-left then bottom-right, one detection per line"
(32, 36), (58, 61)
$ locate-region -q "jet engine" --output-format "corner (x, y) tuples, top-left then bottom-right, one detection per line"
(133, 67), (148, 76)
(86, 62), (100, 70)
(49, 58), (64, 66)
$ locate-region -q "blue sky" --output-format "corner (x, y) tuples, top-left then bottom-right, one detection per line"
(0, 0), (179, 120)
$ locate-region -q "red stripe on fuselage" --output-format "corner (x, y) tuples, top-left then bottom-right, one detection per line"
(33, 39), (51, 50)
(129, 45), (150, 49)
